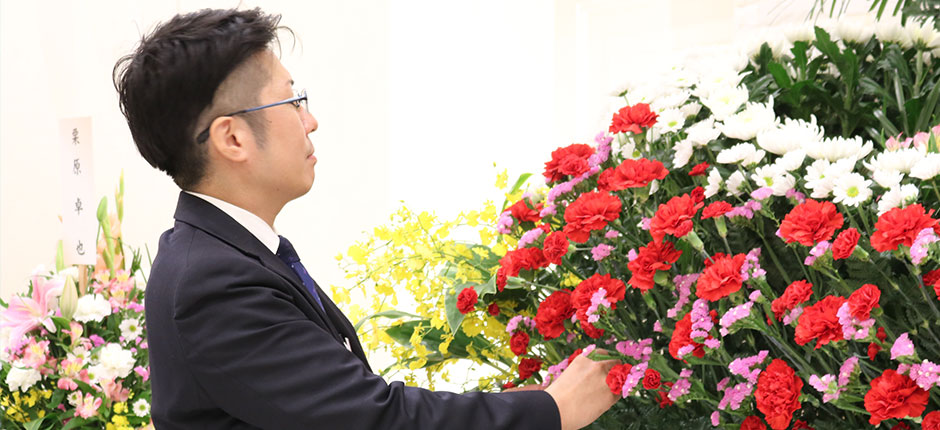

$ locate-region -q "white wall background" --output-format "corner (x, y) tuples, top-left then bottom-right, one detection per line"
(1, 0), (873, 300)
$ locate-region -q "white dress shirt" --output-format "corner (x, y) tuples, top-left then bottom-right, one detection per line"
(184, 191), (280, 254)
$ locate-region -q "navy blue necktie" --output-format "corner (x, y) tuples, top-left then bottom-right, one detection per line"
(276, 235), (325, 311)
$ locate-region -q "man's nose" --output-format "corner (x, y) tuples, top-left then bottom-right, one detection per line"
(303, 110), (318, 134)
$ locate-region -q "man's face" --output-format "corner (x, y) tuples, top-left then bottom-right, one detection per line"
(249, 51), (319, 203)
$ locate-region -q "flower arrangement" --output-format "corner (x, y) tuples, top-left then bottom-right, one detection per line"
(342, 16), (940, 429)
(0, 176), (152, 430)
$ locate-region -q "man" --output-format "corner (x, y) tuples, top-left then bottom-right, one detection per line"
(114, 8), (617, 429)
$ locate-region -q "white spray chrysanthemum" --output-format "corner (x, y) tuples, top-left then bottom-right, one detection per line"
(717, 143), (766, 166)
(726, 171), (747, 196)
(655, 109), (686, 134)
(700, 85), (749, 121)
(757, 117), (824, 155)
(878, 183), (920, 215)
(832, 172), (873, 206)
(705, 168), (723, 198)
(804, 136), (873, 162)
(716, 98), (778, 141)
(910, 153), (940, 180)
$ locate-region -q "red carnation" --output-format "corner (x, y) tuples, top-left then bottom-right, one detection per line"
(508, 198), (543, 223)
(642, 368), (661, 390)
(868, 342), (881, 361)
(535, 290), (575, 339)
(870, 204), (940, 252)
(487, 302), (500, 316)
(542, 231), (569, 265)
(924, 269), (940, 288)
(689, 162), (710, 176)
(657, 382), (675, 408)
(543, 143), (596, 184)
(627, 240), (682, 291)
(864, 369), (929, 425)
(877, 326), (887, 341)
(771, 280), (813, 321)
(701, 201), (733, 219)
(831, 228), (860, 260)
(502, 381), (516, 389)
(563, 191), (622, 243)
(923, 410), (940, 430)
(755, 359), (803, 430)
(606, 363), (633, 394)
(497, 247), (548, 290)
(778, 199), (844, 246)
(496, 266), (508, 292)
(649, 193), (704, 243)
(572, 274), (627, 322)
(596, 158), (669, 192)
(690, 186), (705, 204)
(669, 312), (705, 360)
(609, 103), (658, 135)
(581, 320), (606, 339)
(510, 331), (530, 356)
(892, 422), (912, 430)
(847, 283), (880, 320)
(518, 357), (543, 380)
(567, 348), (584, 364)
(740, 415), (767, 430)
(794, 295), (846, 348)
(791, 420), (814, 430)
(457, 287), (478, 314)
(696, 253), (747, 301)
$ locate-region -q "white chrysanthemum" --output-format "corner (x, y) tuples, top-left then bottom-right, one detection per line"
(835, 16), (876, 44)
(716, 98), (777, 141)
(726, 171), (746, 196)
(67, 391), (83, 407)
(756, 117), (824, 155)
(651, 90), (691, 112)
(905, 18), (940, 50)
(705, 168), (723, 198)
(878, 184), (920, 215)
(93, 343), (136, 382)
(804, 136), (873, 162)
(910, 153), (940, 179)
(5, 361), (41, 392)
(701, 85), (749, 121)
(663, 66), (697, 89)
(694, 71), (748, 99)
(624, 85), (661, 105)
(119, 319), (143, 342)
(804, 159), (856, 199)
(774, 149), (807, 172)
(686, 118), (721, 147)
(871, 168), (905, 189)
(876, 17), (913, 49)
(672, 139), (694, 168)
(133, 399), (151, 417)
(785, 23), (816, 43)
(655, 109), (686, 134)
(864, 147), (926, 174)
(74, 293), (112, 323)
(750, 165), (795, 196)
(717, 143), (765, 166)
(832, 172), (873, 206)
(615, 135), (640, 160)
(680, 102), (702, 118)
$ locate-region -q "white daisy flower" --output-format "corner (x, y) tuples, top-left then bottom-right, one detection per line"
(133, 399), (151, 417)
(757, 117), (824, 155)
(672, 139), (694, 168)
(910, 153), (940, 180)
(773, 149), (807, 172)
(878, 184), (920, 215)
(864, 147), (925, 174)
(871, 168), (905, 189)
(67, 391), (83, 407)
(651, 90), (691, 112)
(705, 168), (723, 198)
(832, 172), (873, 206)
(718, 143), (766, 166)
(726, 171), (747, 196)
(716, 98), (778, 141)
(655, 109), (686, 134)
(804, 136), (873, 162)
(751, 164), (783, 188)
(701, 85), (749, 121)
(119, 319), (143, 342)
(694, 71), (747, 99)
(680, 102), (702, 118)
(686, 118), (721, 147)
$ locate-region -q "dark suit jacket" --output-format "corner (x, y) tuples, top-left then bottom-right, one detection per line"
(145, 192), (561, 429)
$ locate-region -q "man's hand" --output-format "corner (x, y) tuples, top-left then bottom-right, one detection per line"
(543, 353), (619, 430)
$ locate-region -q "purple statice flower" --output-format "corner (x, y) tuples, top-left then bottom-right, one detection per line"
(586, 288), (611, 323)
(605, 336), (617, 345)
(595, 131), (614, 146)
(566, 332), (577, 343)
(506, 316), (535, 334)
(667, 274), (699, 318)
(836, 302), (875, 340)
(704, 338), (721, 349)
(589, 133), (613, 168)
(653, 320), (663, 332)
(726, 205), (754, 219)
(750, 187), (774, 200)
(690, 299), (713, 340)
(711, 411), (721, 426)
(782, 306), (803, 326)
(748, 290), (763, 302)
(786, 188), (806, 204)
(615, 338), (653, 361)
(676, 344), (696, 359)
(582, 344), (597, 357)
(716, 377), (730, 392)
(517, 227), (546, 248)
(804, 241), (831, 265)
(621, 361), (648, 398)
(627, 248), (638, 262)
(740, 248), (765, 281)
(719, 302), (754, 337)
(592, 244), (614, 262)
(668, 369), (694, 401)
(809, 374), (839, 402)
(539, 203), (557, 217)
(604, 230), (621, 239)
(728, 350), (768, 384)
(838, 356), (859, 387)
(640, 217), (652, 230)
(904, 359), (940, 391)
(911, 227), (938, 264)
(497, 210), (514, 234)
(891, 333), (915, 360)
(744, 200), (763, 212)
(90, 335), (106, 347)
(718, 382), (753, 410)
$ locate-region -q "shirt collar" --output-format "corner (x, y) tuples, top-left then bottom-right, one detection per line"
(184, 191), (280, 254)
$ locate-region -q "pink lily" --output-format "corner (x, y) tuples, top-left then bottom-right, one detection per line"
(74, 393), (102, 418)
(0, 275), (64, 345)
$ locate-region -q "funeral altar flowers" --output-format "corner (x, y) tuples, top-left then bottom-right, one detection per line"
(0, 177), (152, 430)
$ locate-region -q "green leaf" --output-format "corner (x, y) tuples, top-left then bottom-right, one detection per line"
(444, 283), (472, 334)
(766, 62), (793, 89)
(353, 310), (421, 332)
(509, 173), (533, 195)
(873, 109), (901, 137)
(51, 316), (71, 332)
(813, 27), (842, 64)
(96, 197), (108, 223)
(894, 71), (911, 135)
(915, 74), (940, 130)
(23, 417), (45, 430)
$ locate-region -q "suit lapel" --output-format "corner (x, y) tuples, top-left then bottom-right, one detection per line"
(172, 192), (343, 341)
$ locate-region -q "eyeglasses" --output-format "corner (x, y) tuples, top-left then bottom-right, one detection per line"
(195, 89), (308, 143)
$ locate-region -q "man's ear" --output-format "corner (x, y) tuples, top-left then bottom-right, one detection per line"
(207, 116), (254, 163)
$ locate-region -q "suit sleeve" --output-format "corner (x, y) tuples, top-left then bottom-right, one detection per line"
(172, 256), (561, 430)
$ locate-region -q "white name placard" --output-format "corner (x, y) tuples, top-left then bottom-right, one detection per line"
(59, 117), (96, 265)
